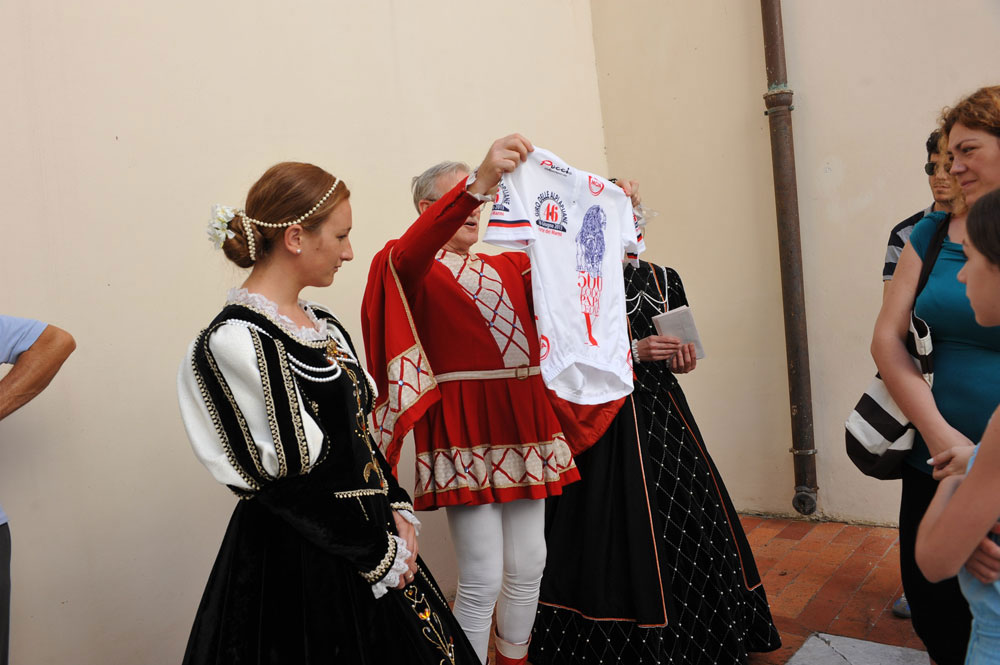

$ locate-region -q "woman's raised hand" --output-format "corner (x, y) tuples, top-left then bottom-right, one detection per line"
(616, 179), (641, 208)
(469, 134), (534, 197)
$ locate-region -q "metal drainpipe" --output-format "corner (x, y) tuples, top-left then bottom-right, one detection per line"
(759, 0), (818, 515)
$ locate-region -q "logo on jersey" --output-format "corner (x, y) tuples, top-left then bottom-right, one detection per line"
(491, 182), (511, 214)
(539, 159), (572, 177)
(576, 205), (607, 347)
(588, 175), (605, 196)
(539, 334), (551, 361)
(534, 191), (568, 234)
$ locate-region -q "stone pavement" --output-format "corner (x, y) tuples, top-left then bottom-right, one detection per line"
(786, 633), (926, 664)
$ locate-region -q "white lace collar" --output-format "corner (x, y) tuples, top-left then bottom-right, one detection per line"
(226, 288), (329, 343)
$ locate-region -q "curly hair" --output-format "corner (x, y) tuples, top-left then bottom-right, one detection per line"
(941, 86), (1000, 139)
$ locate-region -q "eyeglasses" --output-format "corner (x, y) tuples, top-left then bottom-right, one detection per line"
(924, 162), (937, 176)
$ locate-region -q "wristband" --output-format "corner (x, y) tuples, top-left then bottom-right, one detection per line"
(631, 338), (640, 362)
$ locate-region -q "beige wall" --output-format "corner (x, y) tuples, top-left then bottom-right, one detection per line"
(4, 0), (1000, 661)
(591, 0), (1000, 523)
(0, 2), (609, 663)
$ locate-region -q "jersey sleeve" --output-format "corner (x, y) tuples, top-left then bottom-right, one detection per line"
(619, 193), (645, 266)
(485, 175), (536, 249)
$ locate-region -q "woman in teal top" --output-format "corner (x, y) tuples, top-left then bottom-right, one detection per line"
(873, 85), (1000, 665)
(906, 212), (1000, 473)
(918, 187), (1000, 665)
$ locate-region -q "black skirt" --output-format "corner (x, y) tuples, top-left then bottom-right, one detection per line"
(183, 498), (478, 665)
(531, 261), (781, 664)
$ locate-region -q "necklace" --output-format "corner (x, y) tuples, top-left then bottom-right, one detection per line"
(328, 339), (385, 487)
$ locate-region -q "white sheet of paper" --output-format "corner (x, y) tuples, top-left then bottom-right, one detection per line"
(651, 305), (706, 359)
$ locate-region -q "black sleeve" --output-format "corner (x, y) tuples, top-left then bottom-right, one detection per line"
(367, 432), (413, 509)
(663, 266), (689, 308)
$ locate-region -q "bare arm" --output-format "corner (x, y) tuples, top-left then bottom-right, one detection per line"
(870, 244), (973, 457)
(917, 410), (1000, 581)
(0, 325), (76, 421)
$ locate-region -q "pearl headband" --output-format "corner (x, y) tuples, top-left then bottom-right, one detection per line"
(207, 177), (341, 262)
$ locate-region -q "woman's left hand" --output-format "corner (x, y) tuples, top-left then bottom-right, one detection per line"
(617, 179), (641, 208)
(392, 511), (419, 562)
(929, 446), (976, 480)
(670, 343), (698, 373)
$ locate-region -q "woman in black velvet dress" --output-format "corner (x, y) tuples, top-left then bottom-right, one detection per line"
(530, 257), (782, 665)
(177, 161), (479, 664)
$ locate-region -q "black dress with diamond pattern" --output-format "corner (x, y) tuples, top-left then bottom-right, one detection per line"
(530, 262), (781, 664)
(181, 304), (479, 665)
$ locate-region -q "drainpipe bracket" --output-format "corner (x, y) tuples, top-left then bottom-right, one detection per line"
(788, 448), (817, 456)
(764, 105), (794, 116)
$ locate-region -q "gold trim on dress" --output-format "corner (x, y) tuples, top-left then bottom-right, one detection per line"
(272, 337), (311, 473)
(250, 329), (288, 479)
(190, 339), (261, 493)
(333, 488), (388, 499)
(204, 330), (270, 482)
(403, 582), (457, 665)
(360, 532), (398, 584)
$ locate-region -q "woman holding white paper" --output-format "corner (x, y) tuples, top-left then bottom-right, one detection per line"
(530, 187), (780, 665)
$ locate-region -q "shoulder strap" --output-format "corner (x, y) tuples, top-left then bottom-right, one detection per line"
(915, 214), (950, 298)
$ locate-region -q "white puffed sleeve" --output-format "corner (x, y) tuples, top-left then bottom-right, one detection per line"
(176, 323), (325, 490)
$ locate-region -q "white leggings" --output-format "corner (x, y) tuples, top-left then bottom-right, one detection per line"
(446, 499), (546, 664)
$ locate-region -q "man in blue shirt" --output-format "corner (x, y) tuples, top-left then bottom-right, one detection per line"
(0, 316), (74, 665)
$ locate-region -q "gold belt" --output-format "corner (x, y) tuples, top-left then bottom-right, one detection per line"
(434, 365), (540, 383)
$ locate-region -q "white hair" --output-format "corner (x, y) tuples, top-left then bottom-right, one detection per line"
(410, 161), (470, 211)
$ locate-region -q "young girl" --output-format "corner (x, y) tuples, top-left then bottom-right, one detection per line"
(177, 162), (479, 664)
(917, 186), (1000, 665)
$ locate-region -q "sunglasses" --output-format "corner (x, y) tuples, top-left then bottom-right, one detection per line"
(925, 159), (954, 176)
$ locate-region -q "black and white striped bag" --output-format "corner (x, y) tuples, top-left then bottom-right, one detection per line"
(845, 312), (933, 479)
(844, 214), (948, 480)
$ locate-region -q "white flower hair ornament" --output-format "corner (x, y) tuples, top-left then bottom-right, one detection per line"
(207, 204), (238, 249)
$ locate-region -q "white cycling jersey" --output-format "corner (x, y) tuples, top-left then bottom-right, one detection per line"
(484, 147), (644, 405)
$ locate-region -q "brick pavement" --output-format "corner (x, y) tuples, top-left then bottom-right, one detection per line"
(744, 515), (925, 664)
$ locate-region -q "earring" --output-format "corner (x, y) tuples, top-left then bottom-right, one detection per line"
(296, 248), (302, 255)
